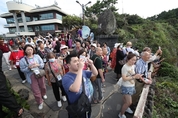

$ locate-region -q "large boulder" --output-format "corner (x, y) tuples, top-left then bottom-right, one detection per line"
(98, 9), (116, 35)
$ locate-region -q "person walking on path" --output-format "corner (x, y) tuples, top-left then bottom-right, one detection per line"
(9, 45), (26, 83)
(45, 52), (67, 108)
(19, 44), (47, 110)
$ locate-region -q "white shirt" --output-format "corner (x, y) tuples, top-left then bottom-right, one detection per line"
(121, 64), (135, 87)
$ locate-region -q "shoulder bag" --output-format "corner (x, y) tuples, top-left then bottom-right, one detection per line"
(66, 78), (91, 118)
(118, 49), (128, 65)
(24, 57), (45, 79)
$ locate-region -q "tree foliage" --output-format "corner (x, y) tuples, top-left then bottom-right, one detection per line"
(85, 0), (118, 17)
(62, 15), (82, 30)
(148, 8), (178, 20)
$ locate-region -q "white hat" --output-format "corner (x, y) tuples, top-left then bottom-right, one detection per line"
(114, 43), (120, 48)
(91, 43), (97, 48)
(36, 39), (43, 44)
(60, 45), (68, 50)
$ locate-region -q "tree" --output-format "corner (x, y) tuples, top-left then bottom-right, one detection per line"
(85, 0), (118, 17)
(62, 15), (82, 30)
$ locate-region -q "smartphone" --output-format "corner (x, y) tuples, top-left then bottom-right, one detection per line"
(79, 55), (86, 62)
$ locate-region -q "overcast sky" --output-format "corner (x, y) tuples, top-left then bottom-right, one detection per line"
(0, 0), (178, 34)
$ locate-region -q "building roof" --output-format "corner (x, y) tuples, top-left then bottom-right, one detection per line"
(0, 1), (68, 18)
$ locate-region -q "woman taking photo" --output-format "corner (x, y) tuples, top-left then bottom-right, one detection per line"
(45, 52), (67, 107)
(118, 53), (142, 118)
(19, 44), (47, 110)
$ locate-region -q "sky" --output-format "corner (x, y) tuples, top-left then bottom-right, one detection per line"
(0, 0), (178, 34)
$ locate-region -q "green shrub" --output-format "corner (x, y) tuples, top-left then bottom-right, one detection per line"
(157, 62), (178, 79)
(154, 77), (178, 118)
(2, 79), (30, 118)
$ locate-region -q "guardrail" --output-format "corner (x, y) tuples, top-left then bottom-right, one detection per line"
(133, 84), (150, 118)
(133, 64), (154, 118)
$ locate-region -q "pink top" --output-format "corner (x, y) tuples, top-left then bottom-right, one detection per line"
(83, 63), (88, 70)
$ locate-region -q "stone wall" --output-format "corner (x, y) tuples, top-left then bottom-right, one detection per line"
(95, 35), (119, 50)
(143, 79), (156, 118)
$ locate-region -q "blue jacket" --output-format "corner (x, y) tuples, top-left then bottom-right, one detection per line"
(19, 54), (44, 84)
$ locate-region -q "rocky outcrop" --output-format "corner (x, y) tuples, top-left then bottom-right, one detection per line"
(98, 9), (116, 35)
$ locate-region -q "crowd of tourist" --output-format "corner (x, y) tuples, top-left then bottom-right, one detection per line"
(0, 29), (163, 118)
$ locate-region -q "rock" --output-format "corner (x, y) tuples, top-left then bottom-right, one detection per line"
(18, 89), (29, 100)
(149, 88), (155, 96)
(147, 101), (153, 112)
(21, 109), (34, 118)
(98, 9), (116, 35)
(145, 108), (152, 117)
(31, 112), (45, 118)
(147, 95), (153, 101)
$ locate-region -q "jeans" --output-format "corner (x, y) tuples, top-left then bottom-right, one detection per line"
(121, 86), (136, 95)
(92, 78), (103, 100)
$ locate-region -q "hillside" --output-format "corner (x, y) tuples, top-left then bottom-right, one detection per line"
(115, 9), (178, 117)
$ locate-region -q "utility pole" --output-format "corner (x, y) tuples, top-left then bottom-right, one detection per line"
(76, 1), (91, 25)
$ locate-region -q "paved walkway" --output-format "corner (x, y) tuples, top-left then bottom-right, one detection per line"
(2, 61), (133, 118)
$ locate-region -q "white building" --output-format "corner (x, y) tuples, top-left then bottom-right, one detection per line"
(0, 1), (68, 38)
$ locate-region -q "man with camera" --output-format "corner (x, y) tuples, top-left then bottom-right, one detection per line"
(62, 51), (98, 118)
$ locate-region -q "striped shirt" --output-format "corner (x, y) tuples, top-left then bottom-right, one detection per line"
(135, 58), (148, 78)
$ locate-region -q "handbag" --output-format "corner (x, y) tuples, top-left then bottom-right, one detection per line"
(48, 61), (62, 87)
(24, 57), (45, 78)
(116, 77), (123, 87)
(66, 78), (91, 118)
(90, 57), (98, 82)
(34, 69), (45, 78)
(118, 59), (126, 65)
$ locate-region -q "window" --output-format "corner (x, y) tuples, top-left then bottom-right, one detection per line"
(33, 17), (38, 21)
(56, 13), (62, 20)
(20, 27), (24, 32)
(39, 13), (53, 20)
(6, 18), (14, 24)
(9, 28), (16, 33)
(17, 17), (23, 23)
(26, 17), (31, 22)
(58, 25), (63, 30)
(41, 24), (55, 31)
(34, 26), (40, 31)
(28, 26), (33, 32)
